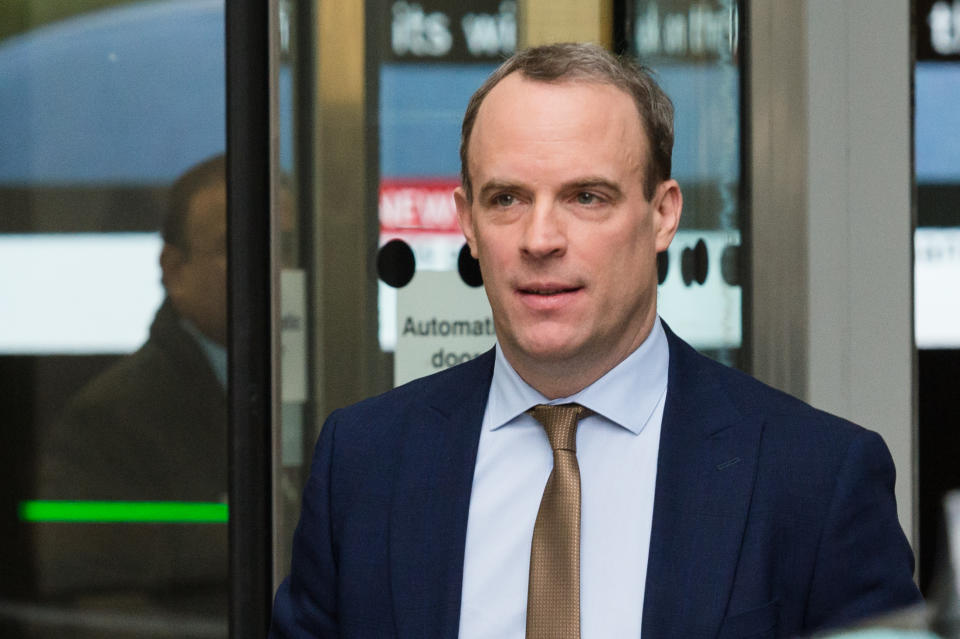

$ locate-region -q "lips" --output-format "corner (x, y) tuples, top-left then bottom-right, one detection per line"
(521, 287), (581, 295)
(517, 281), (582, 294)
(516, 283), (583, 309)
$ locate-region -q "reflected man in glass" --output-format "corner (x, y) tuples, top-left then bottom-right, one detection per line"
(35, 155), (228, 617)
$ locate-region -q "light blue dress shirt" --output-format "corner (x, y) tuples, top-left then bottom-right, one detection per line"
(458, 318), (670, 638)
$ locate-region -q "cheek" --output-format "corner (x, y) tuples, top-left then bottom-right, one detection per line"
(590, 235), (653, 296)
(203, 256), (227, 282)
(590, 228), (641, 264)
(475, 245), (514, 303)
(475, 231), (511, 268)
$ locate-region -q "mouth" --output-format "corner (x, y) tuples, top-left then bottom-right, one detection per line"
(519, 286), (582, 295)
(515, 284), (584, 309)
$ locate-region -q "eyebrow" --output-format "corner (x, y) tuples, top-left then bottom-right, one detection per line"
(476, 180), (523, 202)
(476, 177), (626, 202)
(564, 178), (624, 200)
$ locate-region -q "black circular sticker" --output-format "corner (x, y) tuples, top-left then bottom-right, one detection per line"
(377, 239), (416, 288)
(457, 243), (483, 287)
(681, 239), (709, 286)
(657, 251), (669, 284)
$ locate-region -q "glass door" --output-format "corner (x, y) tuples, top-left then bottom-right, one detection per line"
(0, 1), (229, 636)
(621, 0), (746, 368)
(914, 0), (960, 594)
(268, 0), (749, 596)
(269, 0), (517, 584)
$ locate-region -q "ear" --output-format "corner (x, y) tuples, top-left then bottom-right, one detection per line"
(454, 186), (479, 259)
(652, 179), (682, 253)
(159, 243), (186, 294)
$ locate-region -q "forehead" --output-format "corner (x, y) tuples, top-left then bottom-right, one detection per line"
(469, 74), (646, 181)
(186, 181), (226, 239)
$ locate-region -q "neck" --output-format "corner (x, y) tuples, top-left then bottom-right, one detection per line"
(507, 315), (657, 400)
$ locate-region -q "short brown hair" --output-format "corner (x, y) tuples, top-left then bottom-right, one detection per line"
(459, 42), (673, 202)
(163, 154), (226, 254)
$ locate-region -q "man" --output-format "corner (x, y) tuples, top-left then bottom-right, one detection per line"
(271, 44), (920, 637)
(35, 155), (228, 605)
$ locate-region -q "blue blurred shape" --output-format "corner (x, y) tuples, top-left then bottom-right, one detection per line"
(0, 0), (225, 185)
(916, 62), (960, 184)
(380, 63), (495, 179)
(378, 62), (741, 184)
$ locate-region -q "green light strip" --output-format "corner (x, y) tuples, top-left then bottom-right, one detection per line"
(19, 500), (228, 524)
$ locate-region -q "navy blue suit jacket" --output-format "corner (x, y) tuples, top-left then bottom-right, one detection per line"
(270, 326), (921, 638)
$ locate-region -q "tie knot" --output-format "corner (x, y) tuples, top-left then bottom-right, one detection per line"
(527, 403), (590, 452)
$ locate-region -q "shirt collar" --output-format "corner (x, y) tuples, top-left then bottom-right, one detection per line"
(180, 317), (228, 391)
(486, 317), (669, 435)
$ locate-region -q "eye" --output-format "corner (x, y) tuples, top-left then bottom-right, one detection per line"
(575, 192), (600, 205)
(492, 193), (516, 207)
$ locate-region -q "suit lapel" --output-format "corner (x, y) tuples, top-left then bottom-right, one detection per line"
(388, 351), (494, 639)
(642, 328), (763, 638)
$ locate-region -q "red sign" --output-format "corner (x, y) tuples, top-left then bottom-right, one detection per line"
(379, 178), (461, 234)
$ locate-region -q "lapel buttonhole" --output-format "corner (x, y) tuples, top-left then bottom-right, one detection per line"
(716, 457), (741, 471)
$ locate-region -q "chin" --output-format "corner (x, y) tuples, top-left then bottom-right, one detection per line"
(514, 336), (585, 365)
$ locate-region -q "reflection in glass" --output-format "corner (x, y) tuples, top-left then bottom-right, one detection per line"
(269, 0), (520, 590)
(628, 0), (743, 366)
(0, 1), (227, 636)
(34, 154), (228, 604)
(374, 1), (514, 375)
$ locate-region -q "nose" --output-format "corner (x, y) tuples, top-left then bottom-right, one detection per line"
(520, 199), (566, 259)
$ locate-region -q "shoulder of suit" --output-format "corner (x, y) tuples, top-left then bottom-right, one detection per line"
(334, 349), (495, 422)
(64, 341), (166, 409)
(670, 333), (865, 442)
(60, 332), (221, 431)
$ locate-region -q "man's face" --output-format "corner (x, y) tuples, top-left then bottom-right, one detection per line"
(163, 182), (228, 345)
(455, 73), (681, 396)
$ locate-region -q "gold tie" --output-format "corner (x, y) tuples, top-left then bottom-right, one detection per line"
(526, 403), (590, 639)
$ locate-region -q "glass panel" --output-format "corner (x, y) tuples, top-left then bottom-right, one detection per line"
(0, 1), (228, 636)
(272, 0), (309, 586)
(626, 0), (744, 367)
(271, 0), (744, 582)
(374, 1), (513, 385)
(914, 0), (960, 595)
(914, 60), (960, 348)
(271, 0), (516, 585)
